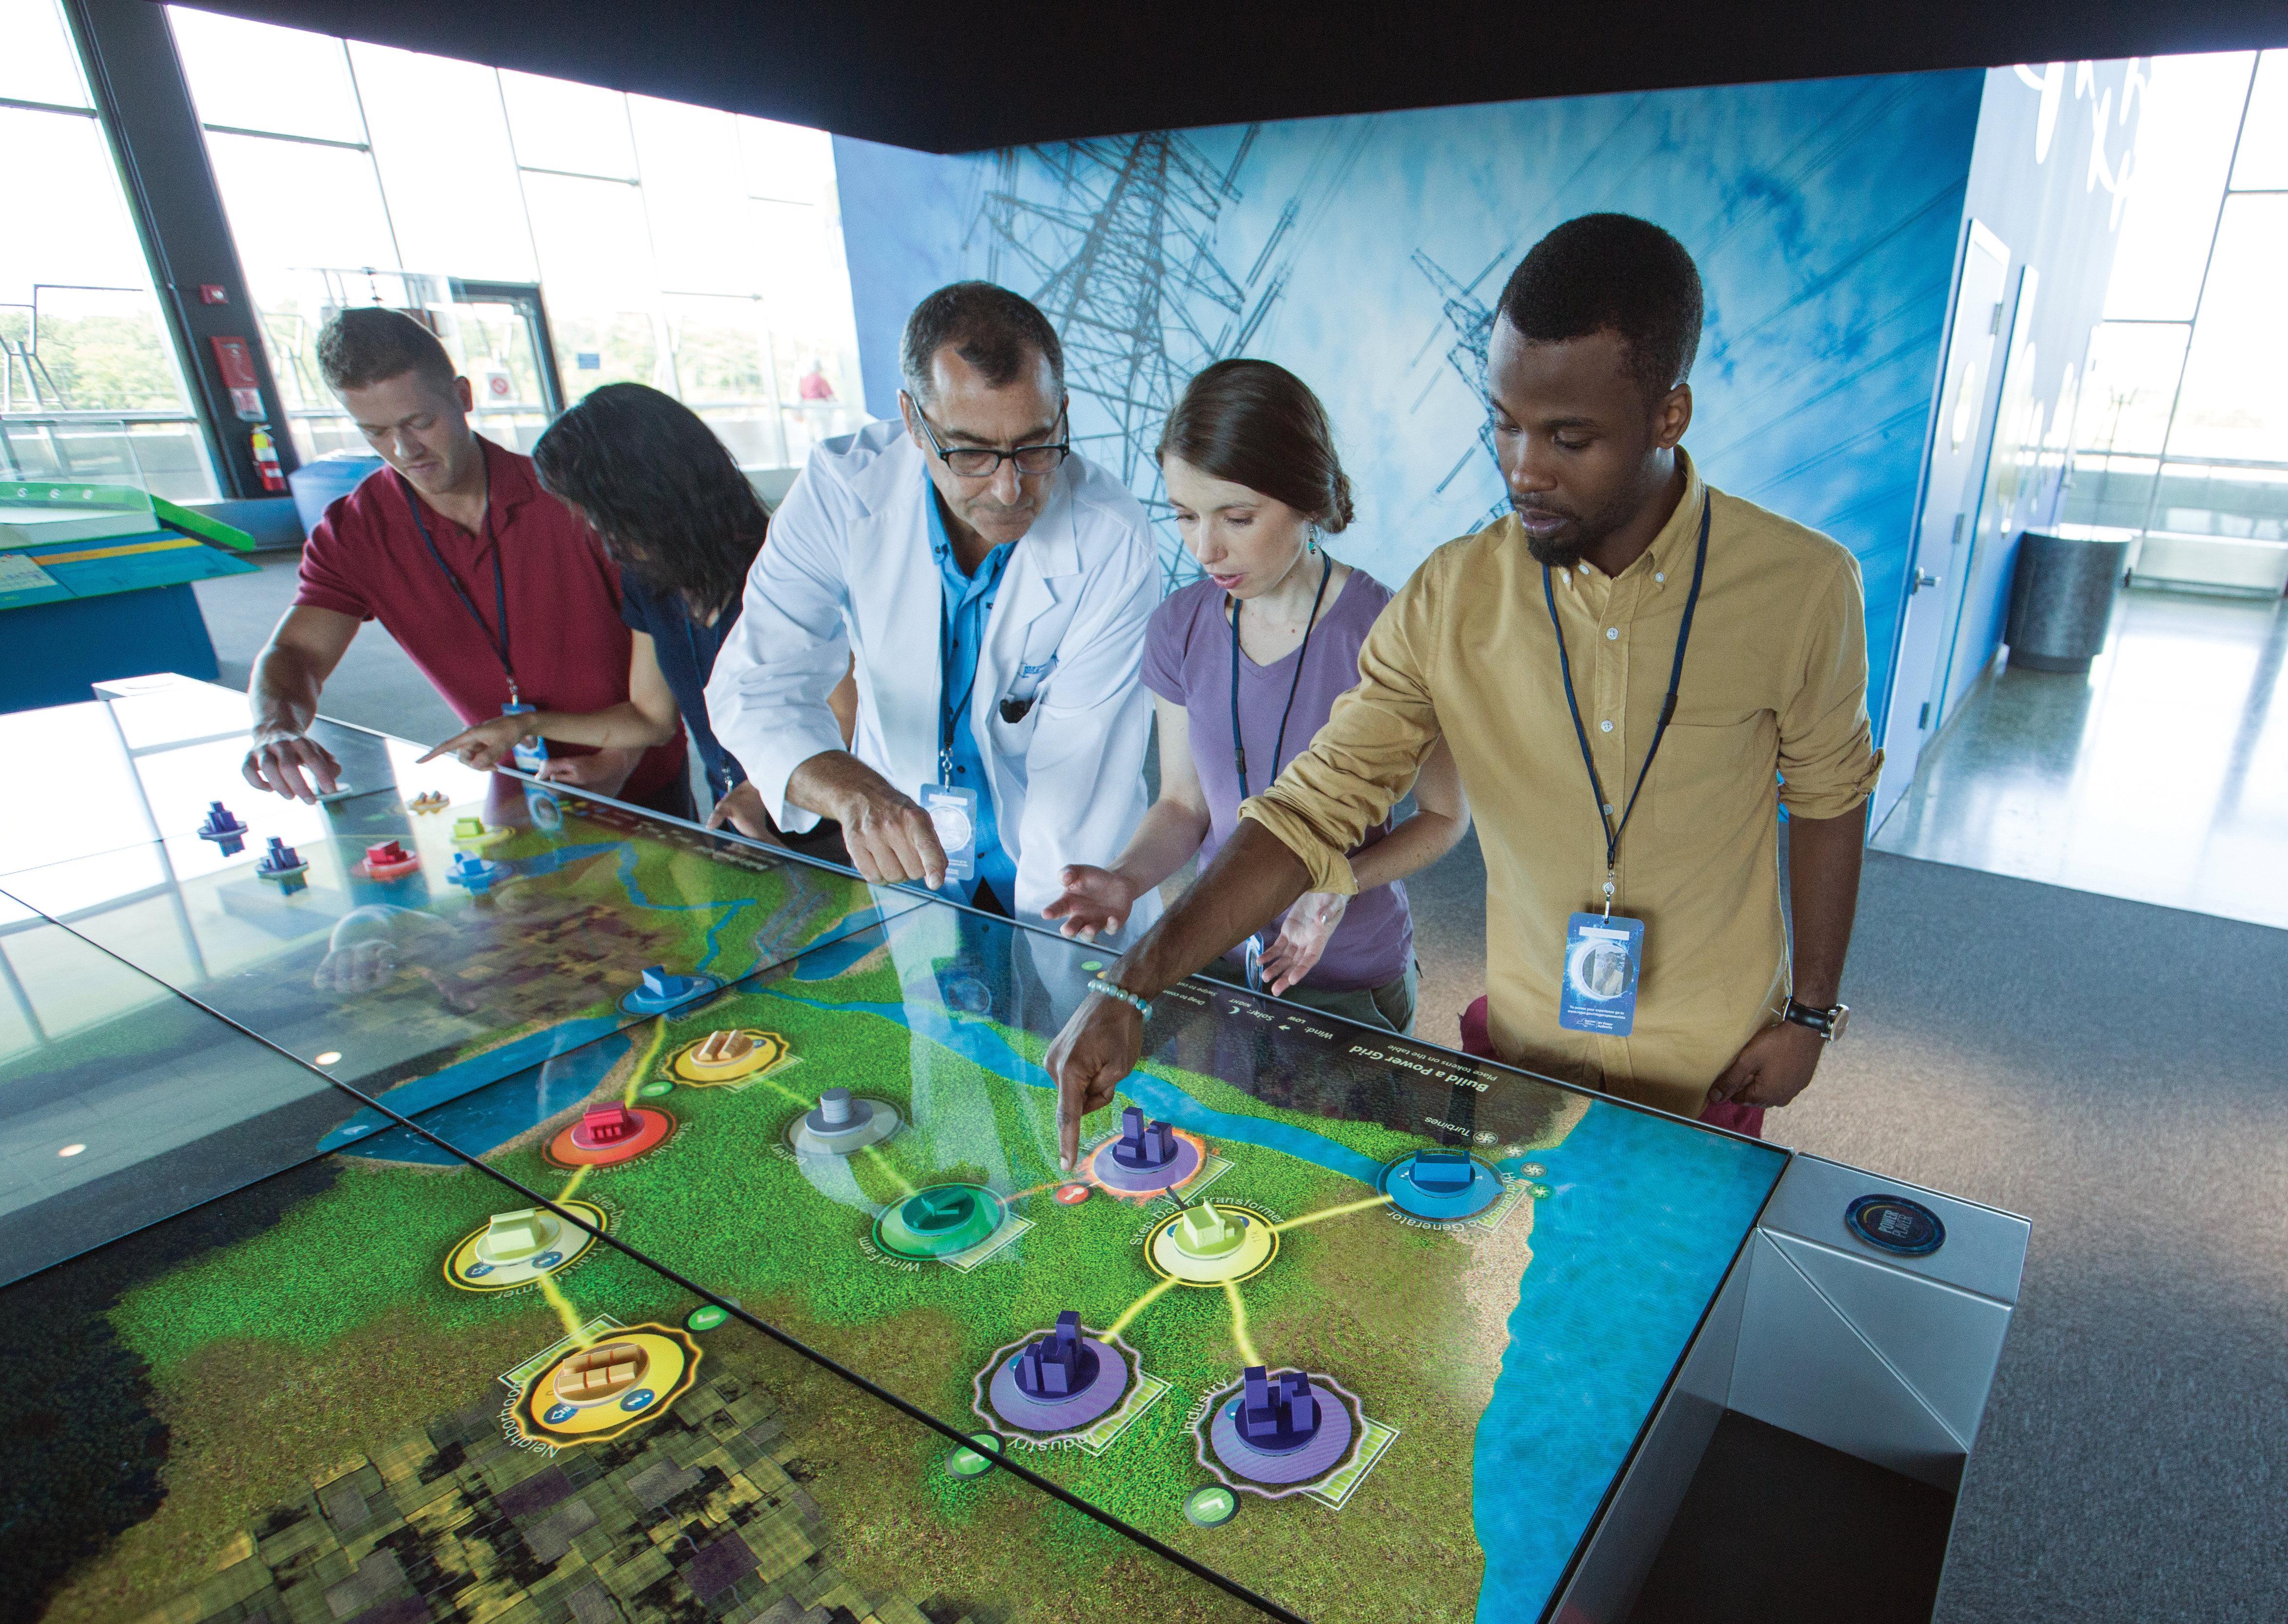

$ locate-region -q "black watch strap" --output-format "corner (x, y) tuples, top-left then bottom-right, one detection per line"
(1783, 998), (1848, 1040)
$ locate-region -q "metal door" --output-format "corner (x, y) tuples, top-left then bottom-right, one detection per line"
(1872, 222), (2010, 830)
(445, 279), (566, 441)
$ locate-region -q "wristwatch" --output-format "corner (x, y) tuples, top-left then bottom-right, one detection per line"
(1782, 998), (1850, 1042)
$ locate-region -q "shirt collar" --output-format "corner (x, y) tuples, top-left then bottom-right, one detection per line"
(925, 471), (1013, 591)
(1560, 449), (1705, 589)
(1635, 448), (1705, 583)
(479, 435), (539, 517)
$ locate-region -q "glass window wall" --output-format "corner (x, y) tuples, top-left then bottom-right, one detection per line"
(2065, 51), (2288, 567)
(165, 7), (867, 468)
(0, 0), (219, 499)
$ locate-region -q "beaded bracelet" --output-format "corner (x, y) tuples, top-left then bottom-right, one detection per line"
(1087, 977), (1153, 1021)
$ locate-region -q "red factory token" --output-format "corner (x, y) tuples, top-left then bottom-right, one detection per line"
(1054, 1183), (1093, 1205)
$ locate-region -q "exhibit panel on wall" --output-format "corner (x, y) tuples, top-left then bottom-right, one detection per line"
(834, 61), (2146, 760)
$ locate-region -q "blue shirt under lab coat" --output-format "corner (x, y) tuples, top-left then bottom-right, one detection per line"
(927, 484), (1018, 906)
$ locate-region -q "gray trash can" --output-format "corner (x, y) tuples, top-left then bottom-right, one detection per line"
(2005, 530), (2130, 674)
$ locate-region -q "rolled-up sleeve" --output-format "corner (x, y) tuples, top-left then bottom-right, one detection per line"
(1240, 564), (1444, 893)
(1776, 556), (1882, 818)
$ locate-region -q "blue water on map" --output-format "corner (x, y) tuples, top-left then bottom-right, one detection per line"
(761, 985), (1389, 1186)
(1468, 1097), (1780, 1616)
(322, 1019), (628, 1163)
(316, 844), (895, 1161)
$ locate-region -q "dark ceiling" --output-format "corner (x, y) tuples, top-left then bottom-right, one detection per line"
(155, 0), (2288, 154)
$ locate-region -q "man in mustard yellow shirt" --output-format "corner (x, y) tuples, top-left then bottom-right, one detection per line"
(1049, 214), (1879, 1156)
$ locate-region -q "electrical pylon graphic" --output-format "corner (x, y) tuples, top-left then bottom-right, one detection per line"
(1413, 249), (1513, 530)
(984, 129), (1290, 589)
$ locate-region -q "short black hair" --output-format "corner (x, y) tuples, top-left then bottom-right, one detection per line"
(1496, 214), (1704, 397)
(316, 306), (457, 395)
(900, 281), (1064, 405)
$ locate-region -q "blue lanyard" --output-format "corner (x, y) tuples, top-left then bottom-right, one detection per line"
(398, 471), (515, 703)
(1543, 492), (1711, 908)
(937, 557), (999, 785)
(1228, 549), (1334, 799)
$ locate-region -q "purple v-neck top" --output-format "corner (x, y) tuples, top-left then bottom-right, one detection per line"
(1142, 569), (1413, 991)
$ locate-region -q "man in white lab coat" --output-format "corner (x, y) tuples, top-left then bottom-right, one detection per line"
(706, 282), (1162, 932)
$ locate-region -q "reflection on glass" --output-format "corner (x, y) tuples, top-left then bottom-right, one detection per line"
(7, 1154), (1276, 1622)
(0, 905), (349, 1285)
(366, 886), (1782, 1622)
(6, 733), (910, 1133)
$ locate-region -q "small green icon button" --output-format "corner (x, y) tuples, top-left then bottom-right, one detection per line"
(686, 1303), (731, 1331)
(946, 1431), (1002, 1478)
(1184, 1484), (1238, 1527)
(639, 1078), (676, 1098)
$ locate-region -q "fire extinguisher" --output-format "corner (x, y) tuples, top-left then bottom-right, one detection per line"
(250, 422), (287, 493)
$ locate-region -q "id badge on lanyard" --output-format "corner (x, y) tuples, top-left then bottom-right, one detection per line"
(502, 700), (548, 774)
(1545, 493), (1711, 1038)
(1560, 912), (1644, 1033)
(919, 777), (977, 882)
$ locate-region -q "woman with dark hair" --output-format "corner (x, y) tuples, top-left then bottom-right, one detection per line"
(422, 383), (853, 845)
(1043, 359), (1468, 1033)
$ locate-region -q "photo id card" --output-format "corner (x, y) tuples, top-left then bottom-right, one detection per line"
(1559, 912), (1645, 1036)
(502, 701), (548, 774)
(919, 782), (977, 882)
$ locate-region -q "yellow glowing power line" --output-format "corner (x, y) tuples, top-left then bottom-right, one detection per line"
(1270, 1192), (1395, 1235)
(535, 1270), (596, 1350)
(1220, 1278), (1262, 1367)
(622, 1016), (672, 1107)
(557, 1017), (677, 1204)
(1104, 1274), (1180, 1338)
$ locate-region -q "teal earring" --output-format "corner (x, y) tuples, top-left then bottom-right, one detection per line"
(1306, 527), (1320, 556)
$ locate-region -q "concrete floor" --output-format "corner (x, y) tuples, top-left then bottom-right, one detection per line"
(1875, 587), (2288, 930)
(192, 553), (461, 746)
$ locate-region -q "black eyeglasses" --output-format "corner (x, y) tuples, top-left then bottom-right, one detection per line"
(905, 394), (1071, 478)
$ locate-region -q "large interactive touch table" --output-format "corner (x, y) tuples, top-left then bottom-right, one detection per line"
(1, 676), (2030, 1624)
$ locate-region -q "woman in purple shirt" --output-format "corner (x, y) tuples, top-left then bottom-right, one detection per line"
(1045, 360), (1469, 1034)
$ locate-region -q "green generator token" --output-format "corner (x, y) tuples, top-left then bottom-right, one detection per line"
(1080, 960), (1104, 973)
(685, 1303), (731, 1331)
(1183, 1485), (1238, 1527)
(639, 1078), (676, 1098)
(945, 1432), (1002, 1478)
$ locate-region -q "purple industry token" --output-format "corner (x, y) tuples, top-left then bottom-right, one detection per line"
(1209, 1378), (1354, 1485)
(988, 1336), (1130, 1433)
(1090, 1134), (1204, 1195)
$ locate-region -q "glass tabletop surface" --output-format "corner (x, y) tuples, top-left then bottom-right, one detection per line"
(2, 740), (914, 1116)
(3, 684), (1790, 1620)
(8, 1146), (1279, 1624)
(336, 892), (1789, 1622)
(0, 891), (354, 1286)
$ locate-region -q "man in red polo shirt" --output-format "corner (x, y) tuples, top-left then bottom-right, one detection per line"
(239, 309), (687, 812)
